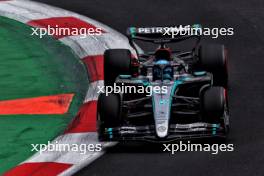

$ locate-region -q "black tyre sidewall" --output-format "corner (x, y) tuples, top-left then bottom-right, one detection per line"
(202, 87), (225, 122)
(104, 49), (132, 86)
(199, 44), (228, 87)
(97, 93), (121, 130)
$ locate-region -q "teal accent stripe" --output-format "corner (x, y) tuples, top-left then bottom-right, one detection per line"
(212, 124), (220, 135)
(107, 128), (113, 139)
(129, 27), (136, 38)
(194, 71), (206, 76)
(169, 80), (182, 112)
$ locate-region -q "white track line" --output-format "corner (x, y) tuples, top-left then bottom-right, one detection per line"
(84, 80), (104, 102)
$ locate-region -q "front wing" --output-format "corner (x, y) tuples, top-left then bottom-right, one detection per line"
(99, 122), (227, 142)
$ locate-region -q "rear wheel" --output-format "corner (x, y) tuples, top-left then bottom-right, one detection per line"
(104, 49), (132, 86)
(198, 44), (228, 87)
(202, 86), (225, 123)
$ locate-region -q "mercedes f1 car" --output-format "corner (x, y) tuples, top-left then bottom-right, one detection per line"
(97, 26), (230, 142)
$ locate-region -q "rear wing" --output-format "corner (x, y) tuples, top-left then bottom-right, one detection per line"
(127, 25), (201, 43)
(127, 25), (202, 56)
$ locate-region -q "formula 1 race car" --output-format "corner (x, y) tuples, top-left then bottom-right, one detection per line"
(97, 26), (230, 142)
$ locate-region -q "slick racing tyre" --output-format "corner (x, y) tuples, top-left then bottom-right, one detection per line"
(97, 93), (122, 140)
(104, 49), (132, 86)
(202, 86), (225, 122)
(198, 44), (228, 87)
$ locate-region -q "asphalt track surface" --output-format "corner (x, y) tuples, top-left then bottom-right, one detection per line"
(34, 0), (264, 175)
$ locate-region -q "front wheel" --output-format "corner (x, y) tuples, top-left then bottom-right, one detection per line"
(202, 86), (226, 123)
(97, 93), (121, 140)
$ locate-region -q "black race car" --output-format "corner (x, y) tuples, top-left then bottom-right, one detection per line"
(97, 26), (230, 142)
